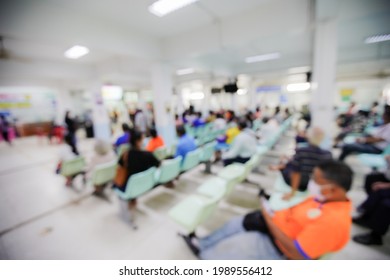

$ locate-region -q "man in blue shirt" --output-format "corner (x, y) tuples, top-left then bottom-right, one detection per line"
(175, 125), (197, 159)
(114, 123), (131, 148)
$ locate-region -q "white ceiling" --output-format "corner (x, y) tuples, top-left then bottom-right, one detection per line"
(0, 0), (389, 90)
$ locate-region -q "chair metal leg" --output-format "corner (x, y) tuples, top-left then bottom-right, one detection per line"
(204, 161), (212, 174)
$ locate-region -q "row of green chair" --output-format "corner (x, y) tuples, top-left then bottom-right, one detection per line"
(167, 117), (295, 234)
(114, 142), (218, 228)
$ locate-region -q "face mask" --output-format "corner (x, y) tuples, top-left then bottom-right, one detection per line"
(307, 180), (326, 202)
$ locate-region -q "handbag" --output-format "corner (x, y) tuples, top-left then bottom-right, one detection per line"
(114, 151), (129, 187)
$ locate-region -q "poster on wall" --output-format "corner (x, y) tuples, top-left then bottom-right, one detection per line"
(0, 88), (56, 122)
(340, 88), (354, 102)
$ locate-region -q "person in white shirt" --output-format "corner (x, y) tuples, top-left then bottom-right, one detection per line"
(213, 113), (227, 131)
(222, 119), (257, 166)
(257, 117), (279, 145)
(339, 109), (390, 161)
(87, 139), (117, 197)
(134, 109), (148, 134)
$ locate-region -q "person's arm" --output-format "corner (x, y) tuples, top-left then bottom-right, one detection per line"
(359, 136), (384, 144)
(261, 208), (304, 260)
(283, 172), (301, 200)
(222, 136), (242, 159)
(372, 182), (390, 191)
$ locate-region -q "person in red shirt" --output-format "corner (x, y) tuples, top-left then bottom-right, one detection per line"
(146, 128), (165, 152)
(182, 160), (353, 260)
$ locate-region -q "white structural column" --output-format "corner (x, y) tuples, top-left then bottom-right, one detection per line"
(202, 84), (211, 117)
(310, 0), (339, 147)
(151, 63), (176, 146)
(90, 84), (111, 141)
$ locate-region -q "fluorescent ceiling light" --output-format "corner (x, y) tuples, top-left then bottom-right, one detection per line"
(364, 34), (390, 44)
(189, 92), (204, 100)
(64, 45), (89, 59)
(101, 85), (123, 100)
(237, 89), (247, 95)
(176, 68), (194, 75)
(149, 0), (198, 17)
(286, 83), (311, 92)
(245, 52), (280, 63)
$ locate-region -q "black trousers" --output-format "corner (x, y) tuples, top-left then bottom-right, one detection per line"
(363, 173), (390, 195)
(223, 156), (250, 166)
(360, 189), (390, 236)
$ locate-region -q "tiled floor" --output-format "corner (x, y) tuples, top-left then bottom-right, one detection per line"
(0, 133), (389, 260)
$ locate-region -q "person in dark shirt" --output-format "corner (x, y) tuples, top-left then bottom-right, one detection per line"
(115, 130), (160, 209)
(270, 127), (332, 200)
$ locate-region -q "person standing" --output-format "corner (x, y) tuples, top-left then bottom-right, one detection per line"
(0, 115), (11, 145)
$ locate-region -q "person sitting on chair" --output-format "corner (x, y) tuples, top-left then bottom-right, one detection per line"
(338, 109), (390, 161)
(145, 128), (165, 152)
(175, 125), (197, 161)
(182, 160), (353, 260)
(221, 119), (257, 166)
(269, 127), (332, 200)
(113, 130), (160, 210)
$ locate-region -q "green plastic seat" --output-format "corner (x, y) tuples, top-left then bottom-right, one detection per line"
(357, 144), (390, 170)
(199, 141), (216, 163)
(155, 156), (182, 184)
(196, 177), (228, 198)
(168, 183), (226, 233)
(61, 157), (86, 177)
(153, 146), (168, 161)
(117, 144), (130, 158)
(257, 145), (269, 155)
(92, 161), (117, 186)
(167, 143), (177, 157)
(114, 167), (157, 200)
(180, 149), (201, 173)
(217, 164), (246, 195)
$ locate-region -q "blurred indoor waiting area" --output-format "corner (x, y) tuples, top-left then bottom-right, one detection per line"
(0, 0), (390, 260)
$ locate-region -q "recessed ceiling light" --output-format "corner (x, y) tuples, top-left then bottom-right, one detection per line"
(237, 89), (247, 95)
(149, 0), (198, 17)
(245, 52), (280, 63)
(364, 34), (390, 44)
(176, 68), (194, 75)
(189, 92), (204, 100)
(286, 83), (311, 92)
(64, 45), (89, 59)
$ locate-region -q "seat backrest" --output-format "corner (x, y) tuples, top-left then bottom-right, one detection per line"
(153, 146), (167, 161)
(156, 156), (181, 184)
(200, 141), (216, 162)
(120, 167), (157, 200)
(181, 149), (201, 172)
(61, 157), (86, 177)
(92, 161), (117, 186)
(382, 144), (390, 155)
(117, 144), (130, 158)
(168, 144), (177, 157)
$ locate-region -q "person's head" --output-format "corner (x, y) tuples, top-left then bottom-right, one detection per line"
(307, 127), (325, 147)
(150, 128), (158, 138)
(94, 139), (111, 156)
(216, 113), (223, 119)
(382, 110), (390, 124)
(309, 160), (353, 202)
(262, 117), (270, 123)
(65, 111), (70, 118)
(122, 123), (130, 133)
(176, 125), (186, 137)
(237, 119), (248, 130)
(130, 130), (144, 150)
(196, 112), (202, 118)
(372, 101), (379, 107)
